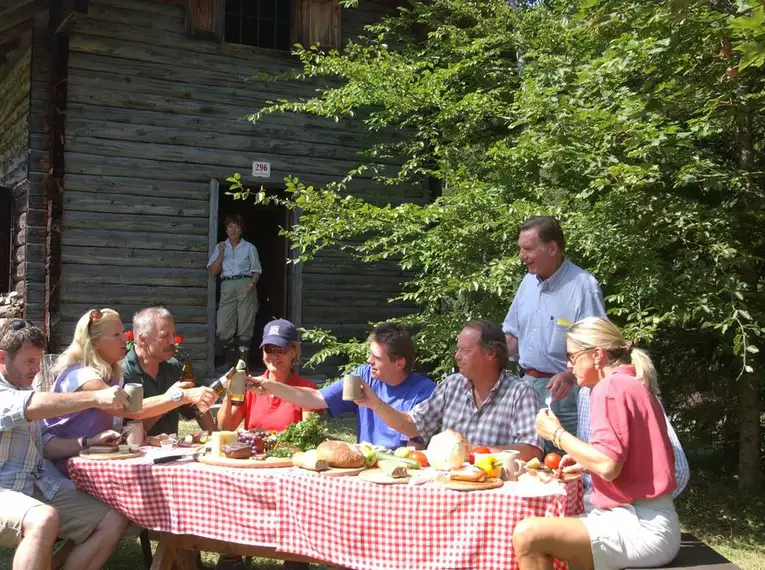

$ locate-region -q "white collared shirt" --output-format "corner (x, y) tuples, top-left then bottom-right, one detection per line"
(207, 238), (262, 278)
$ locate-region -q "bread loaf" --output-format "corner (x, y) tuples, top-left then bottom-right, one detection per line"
(426, 429), (469, 470)
(316, 440), (365, 468)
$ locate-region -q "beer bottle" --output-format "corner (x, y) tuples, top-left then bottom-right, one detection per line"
(228, 358), (247, 407)
(181, 359), (195, 381)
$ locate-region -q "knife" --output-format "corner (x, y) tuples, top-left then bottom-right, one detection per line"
(153, 449), (206, 465)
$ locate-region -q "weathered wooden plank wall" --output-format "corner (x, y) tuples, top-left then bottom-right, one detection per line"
(0, 29), (31, 189)
(25, 23), (52, 327)
(59, 0), (424, 378)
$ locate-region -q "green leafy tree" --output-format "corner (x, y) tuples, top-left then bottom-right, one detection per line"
(233, 0), (764, 487)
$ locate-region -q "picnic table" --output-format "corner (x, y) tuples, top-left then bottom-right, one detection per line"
(68, 447), (583, 570)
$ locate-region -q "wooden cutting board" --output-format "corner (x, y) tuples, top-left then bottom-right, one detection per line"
(296, 466), (366, 477)
(436, 477), (504, 491)
(357, 468), (411, 485)
(197, 455), (293, 469)
(79, 445), (143, 461)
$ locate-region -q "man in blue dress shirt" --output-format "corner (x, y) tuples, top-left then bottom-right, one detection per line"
(503, 216), (606, 447)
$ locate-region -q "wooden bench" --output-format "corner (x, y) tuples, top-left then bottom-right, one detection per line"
(627, 533), (740, 570)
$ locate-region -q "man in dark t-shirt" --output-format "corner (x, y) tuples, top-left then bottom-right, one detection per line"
(122, 307), (215, 435)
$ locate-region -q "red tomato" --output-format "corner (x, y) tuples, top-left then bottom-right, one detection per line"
(471, 446), (491, 454)
(409, 450), (429, 467)
(544, 452), (562, 470)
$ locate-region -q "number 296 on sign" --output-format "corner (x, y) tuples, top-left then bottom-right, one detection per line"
(252, 161), (271, 178)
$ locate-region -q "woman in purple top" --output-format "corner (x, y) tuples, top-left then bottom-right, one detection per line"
(43, 308), (215, 476)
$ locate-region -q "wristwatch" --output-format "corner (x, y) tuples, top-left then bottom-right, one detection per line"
(169, 388), (184, 403)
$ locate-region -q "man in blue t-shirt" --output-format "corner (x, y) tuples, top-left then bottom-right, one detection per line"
(253, 323), (435, 449)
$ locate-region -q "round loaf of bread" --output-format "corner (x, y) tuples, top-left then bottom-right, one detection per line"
(316, 440), (365, 468)
(426, 429), (469, 471)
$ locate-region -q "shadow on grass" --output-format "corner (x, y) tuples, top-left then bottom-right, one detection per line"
(676, 466), (765, 569)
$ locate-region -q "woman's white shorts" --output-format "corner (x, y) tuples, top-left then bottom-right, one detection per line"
(581, 495), (681, 570)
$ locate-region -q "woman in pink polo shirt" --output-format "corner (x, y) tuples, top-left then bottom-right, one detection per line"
(513, 317), (680, 570)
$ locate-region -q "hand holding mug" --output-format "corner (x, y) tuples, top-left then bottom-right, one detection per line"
(353, 382), (381, 411)
(95, 385), (130, 411)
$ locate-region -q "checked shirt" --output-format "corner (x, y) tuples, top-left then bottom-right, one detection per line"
(411, 370), (543, 449)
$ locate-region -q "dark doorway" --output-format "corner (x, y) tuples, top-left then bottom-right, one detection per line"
(216, 189), (290, 372)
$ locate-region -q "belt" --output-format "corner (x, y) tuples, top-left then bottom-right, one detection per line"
(524, 368), (555, 378)
(221, 275), (250, 281)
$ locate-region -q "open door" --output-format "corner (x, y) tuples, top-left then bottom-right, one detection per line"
(210, 183), (291, 373)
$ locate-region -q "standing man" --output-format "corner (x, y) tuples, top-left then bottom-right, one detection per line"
(207, 213), (262, 368)
(251, 323), (435, 449)
(355, 320), (543, 459)
(122, 307), (217, 436)
(0, 320), (130, 570)
(502, 216), (606, 446)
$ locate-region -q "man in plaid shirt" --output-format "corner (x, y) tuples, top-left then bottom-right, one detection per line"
(355, 320), (544, 460)
(0, 320), (130, 570)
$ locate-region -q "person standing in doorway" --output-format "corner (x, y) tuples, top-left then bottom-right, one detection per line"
(502, 216), (606, 449)
(207, 214), (262, 369)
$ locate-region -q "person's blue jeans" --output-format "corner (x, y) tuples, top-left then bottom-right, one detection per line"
(522, 373), (580, 454)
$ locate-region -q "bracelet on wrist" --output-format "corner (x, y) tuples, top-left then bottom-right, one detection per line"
(553, 427), (565, 449)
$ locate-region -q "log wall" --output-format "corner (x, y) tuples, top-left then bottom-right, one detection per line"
(59, 0), (424, 379)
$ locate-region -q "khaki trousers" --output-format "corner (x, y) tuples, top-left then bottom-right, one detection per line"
(217, 278), (258, 344)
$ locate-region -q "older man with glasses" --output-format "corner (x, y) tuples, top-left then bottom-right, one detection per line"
(0, 320), (130, 570)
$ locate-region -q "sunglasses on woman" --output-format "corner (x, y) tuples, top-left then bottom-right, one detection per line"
(263, 345), (291, 355)
(566, 347), (594, 365)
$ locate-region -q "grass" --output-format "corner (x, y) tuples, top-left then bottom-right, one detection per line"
(1, 417), (763, 569)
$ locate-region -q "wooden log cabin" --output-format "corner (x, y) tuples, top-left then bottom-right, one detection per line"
(0, 0), (425, 379)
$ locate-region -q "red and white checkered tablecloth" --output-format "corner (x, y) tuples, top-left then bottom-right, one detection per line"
(68, 450), (282, 547)
(276, 472), (583, 570)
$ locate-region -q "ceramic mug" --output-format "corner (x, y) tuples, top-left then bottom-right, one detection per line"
(124, 383), (143, 413)
(496, 450), (525, 481)
(342, 374), (362, 401)
(125, 420), (145, 447)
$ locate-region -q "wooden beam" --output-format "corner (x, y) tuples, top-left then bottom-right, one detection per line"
(206, 178), (219, 380)
(0, 0), (47, 37)
(49, 0), (89, 35)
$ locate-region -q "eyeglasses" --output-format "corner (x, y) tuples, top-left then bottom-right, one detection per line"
(263, 345), (290, 355)
(89, 309), (103, 323)
(566, 348), (594, 365)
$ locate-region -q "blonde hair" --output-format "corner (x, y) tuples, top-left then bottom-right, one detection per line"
(567, 317), (659, 395)
(54, 308), (123, 383)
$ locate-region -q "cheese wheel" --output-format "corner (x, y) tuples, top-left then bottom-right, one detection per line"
(209, 431), (239, 458)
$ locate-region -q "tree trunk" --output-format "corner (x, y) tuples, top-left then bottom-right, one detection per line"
(736, 83), (762, 491)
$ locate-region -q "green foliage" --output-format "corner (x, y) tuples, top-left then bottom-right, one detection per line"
(235, 0), (765, 468)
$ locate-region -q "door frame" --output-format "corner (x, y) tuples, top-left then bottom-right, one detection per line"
(206, 178), (303, 378)
(206, 179), (219, 378)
